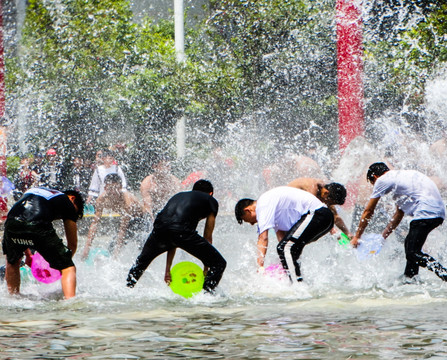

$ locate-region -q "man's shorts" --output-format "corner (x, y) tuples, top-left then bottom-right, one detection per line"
(2, 219), (74, 270)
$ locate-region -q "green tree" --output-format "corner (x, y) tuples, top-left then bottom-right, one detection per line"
(203, 0), (338, 150)
(363, 1), (447, 133)
(8, 0), (446, 184)
(11, 1), (183, 155)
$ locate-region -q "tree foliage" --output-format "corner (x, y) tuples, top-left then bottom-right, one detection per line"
(363, 0), (447, 131)
(203, 0), (338, 149)
(5, 0), (447, 182)
(16, 0), (175, 154)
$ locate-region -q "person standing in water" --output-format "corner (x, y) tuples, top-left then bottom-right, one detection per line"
(126, 180), (226, 294)
(235, 185), (346, 283)
(2, 187), (84, 299)
(87, 149), (127, 204)
(82, 174), (147, 259)
(351, 162), (447, 282)
(140, 157), (181, 221)
(38, 148), (65, 190)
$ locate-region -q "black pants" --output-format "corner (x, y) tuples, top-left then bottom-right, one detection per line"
(404, 217), (447, 280)
(127, 228), (226, 292)
(277, 207), (334, 282)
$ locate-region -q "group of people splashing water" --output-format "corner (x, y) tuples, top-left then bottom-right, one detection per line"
(2, 158), (447, 299)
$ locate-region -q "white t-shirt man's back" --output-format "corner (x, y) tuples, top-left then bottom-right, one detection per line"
(371, 170), (445, 220)
(256, 186), (325, 234)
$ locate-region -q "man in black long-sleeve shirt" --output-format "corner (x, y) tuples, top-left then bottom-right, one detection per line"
(126, 179), (226, 293)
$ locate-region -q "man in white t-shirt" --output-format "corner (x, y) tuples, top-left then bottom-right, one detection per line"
(352, 162), (447, 281)
(235, 186), (346, 283)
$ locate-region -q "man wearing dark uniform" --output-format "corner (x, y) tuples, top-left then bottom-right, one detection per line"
(126, 180), (226, 293)
(2, 187), (84, 299)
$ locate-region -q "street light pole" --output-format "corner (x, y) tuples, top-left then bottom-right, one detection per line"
(174, 0), (185, 63)
(174, 0), (185, 159)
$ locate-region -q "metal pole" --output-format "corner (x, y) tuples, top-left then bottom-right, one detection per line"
(174, 0), (186, 159)
(174, 0), (185, 63)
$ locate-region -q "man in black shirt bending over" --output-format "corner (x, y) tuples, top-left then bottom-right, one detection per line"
(2, 187), (84, 299)
(126, 180), (226, 293)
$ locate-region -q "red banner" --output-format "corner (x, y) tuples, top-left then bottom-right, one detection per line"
(336, 0), (364, 150)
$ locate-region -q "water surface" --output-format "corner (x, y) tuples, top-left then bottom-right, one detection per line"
(2, 216), (447, 359)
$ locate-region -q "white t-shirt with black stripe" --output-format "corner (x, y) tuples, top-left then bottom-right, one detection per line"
(256, 186), (325, 234)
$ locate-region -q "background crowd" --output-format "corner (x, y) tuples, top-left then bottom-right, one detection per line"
(2, 130), (447, 234)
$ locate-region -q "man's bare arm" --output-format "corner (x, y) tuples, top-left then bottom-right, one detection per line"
(351, 197), (380, 247)
(382, 206), (404, 240)
(164, 248), (177, 284)
(330, 205), (351, 236)
(257, 230), (269, 268)
(203, 213), (216, 243)
(64, 219), (78, 256)
(82, 198), (104, 259)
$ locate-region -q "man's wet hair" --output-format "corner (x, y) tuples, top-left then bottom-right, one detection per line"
(63, 190), (85, 220)
(104, 173), (122, 185)
(367, 162), (390, 183)
(235, 198), (255, 225)
(324, 183), (347, 205)
(192, 179), (213, 193)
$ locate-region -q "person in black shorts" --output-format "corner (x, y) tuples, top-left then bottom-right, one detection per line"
(2, 187), (84, 299)
(126, 179), (226, 293)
